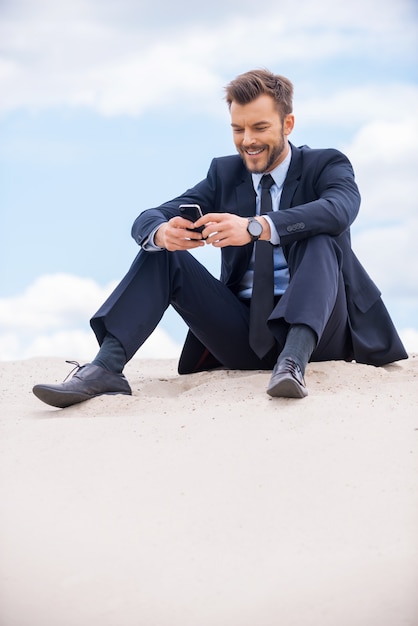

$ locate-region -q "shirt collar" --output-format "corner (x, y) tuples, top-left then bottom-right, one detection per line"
(251, 144), (292, 192)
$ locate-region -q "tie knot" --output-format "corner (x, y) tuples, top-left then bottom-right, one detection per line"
(261, 174), (275, 190)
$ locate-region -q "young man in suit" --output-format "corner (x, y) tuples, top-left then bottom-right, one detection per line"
(33, 69), (407, 407)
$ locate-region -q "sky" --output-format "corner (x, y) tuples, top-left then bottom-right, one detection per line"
(1, 0), (418, 362)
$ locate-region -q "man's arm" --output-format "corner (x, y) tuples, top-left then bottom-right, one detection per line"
(131, 160), (220, 248)
(267, 149), (361, 247)
(131, 154), (276, 250)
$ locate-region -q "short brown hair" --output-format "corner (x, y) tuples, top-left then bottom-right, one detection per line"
(224, 69), (293, 120)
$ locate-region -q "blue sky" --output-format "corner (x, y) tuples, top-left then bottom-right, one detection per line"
(1, 0), (418, 361)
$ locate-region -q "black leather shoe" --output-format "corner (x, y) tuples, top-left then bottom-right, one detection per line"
(267, 357), (308, 398)
(32, 362), (132, 408)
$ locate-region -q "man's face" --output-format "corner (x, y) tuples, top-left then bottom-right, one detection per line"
(230, 94), (294, 174)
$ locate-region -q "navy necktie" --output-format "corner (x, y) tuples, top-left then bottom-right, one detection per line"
(249, 174), (276, 359)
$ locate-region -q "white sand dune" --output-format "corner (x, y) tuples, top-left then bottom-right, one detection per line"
(1, 356), (417, 626)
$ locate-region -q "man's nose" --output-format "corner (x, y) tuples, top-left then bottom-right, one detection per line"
(242, 130), (256, 146)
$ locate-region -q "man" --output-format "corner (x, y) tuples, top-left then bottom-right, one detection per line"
(33, 69), (408, 408)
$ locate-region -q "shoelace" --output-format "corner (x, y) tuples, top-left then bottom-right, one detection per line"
(63, 360), (82, 382)
(281, 358), (305, 382)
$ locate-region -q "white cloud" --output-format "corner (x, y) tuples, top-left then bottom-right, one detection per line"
(0, 0), (416, 116)
(399, 328), (418, 353)
(0, 274), (181, 361)
(296, 85), (418, 132)
(352, 221), (418, 297)
(344, 115), (418, 223)
(0, 274), (118, 332)
(338, 114), (418, 304)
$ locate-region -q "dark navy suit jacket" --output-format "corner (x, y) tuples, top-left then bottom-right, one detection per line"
(130, 143), (407, 368)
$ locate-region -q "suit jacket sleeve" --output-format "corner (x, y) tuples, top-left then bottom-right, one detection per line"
(130, 160), (222, 247)
(269, 147), (361, 247)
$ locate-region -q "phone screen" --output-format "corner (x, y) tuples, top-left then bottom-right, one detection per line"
(179, 204), (205, 233)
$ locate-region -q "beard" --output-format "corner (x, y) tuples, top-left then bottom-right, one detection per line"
(240, 133), (286, 174)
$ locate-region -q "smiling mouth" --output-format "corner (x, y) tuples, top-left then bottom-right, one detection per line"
(244, 147), (265, 156)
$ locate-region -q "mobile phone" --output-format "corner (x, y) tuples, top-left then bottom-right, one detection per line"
(179, 204), (205, 233)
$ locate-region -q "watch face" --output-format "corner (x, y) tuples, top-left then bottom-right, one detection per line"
(248, 219), (263, 237)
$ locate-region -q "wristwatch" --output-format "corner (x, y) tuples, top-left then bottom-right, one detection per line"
(247, 217), (263, 241)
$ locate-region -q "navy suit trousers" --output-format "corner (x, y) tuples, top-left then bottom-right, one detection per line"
(90, 235), (352, 372)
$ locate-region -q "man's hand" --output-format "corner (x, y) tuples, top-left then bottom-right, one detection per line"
(195, 213), (271, 247)
(154, 217), (206, 251)
(155, 213), (271, 251)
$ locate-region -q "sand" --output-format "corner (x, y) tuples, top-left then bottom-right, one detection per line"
(0, 355), (417, 626)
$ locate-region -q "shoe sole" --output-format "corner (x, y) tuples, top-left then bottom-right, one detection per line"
(32, 386), (131, 409)
(267, 374), (308, 399)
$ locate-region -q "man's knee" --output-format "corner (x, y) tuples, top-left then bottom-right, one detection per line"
(287, 234), (343, 272)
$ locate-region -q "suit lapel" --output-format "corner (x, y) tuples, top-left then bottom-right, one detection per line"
(279, 144), (302, 210)
(236, 177), (256, 217)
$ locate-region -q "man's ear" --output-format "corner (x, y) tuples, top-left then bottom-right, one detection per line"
(283, 114), (295, 136)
